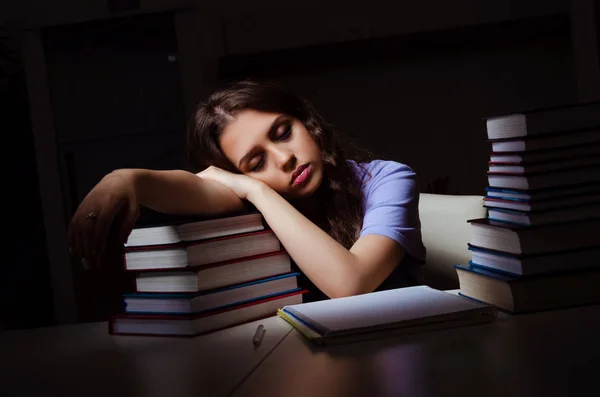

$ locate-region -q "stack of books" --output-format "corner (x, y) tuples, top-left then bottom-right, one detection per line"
(108, 211), (306, 336)
(455, 101), (600, 313)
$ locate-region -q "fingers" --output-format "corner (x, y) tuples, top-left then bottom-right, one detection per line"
(69, 214), (86, 263)
(81, 213), (99, 268)
(92, 199), (124, 262)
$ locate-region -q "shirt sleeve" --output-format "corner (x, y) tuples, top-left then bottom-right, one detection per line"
(359, 161), (426, 261)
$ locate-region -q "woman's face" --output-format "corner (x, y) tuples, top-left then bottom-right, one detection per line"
(219, 110), (324, 199)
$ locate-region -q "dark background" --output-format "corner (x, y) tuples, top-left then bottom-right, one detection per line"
(1, 0), (599, 330)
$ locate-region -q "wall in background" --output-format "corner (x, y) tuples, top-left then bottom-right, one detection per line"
(8, 0), (597, 325)
(221, 15), (576, 194)
(1, 30), (54, 330)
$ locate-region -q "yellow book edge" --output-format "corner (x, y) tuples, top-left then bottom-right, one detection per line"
(277, 309), (322, 341)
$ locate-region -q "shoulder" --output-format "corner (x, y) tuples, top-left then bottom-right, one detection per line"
(350, 159), (425, 261)
(348, 159), (417, 198)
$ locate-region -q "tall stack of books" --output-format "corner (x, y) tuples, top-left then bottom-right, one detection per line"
(455, 101), (600, 313)
(109, 211), (306, 336)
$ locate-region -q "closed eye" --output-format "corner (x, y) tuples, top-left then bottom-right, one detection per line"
(278, 125), (292, 140)
(249, 156), (265, 172)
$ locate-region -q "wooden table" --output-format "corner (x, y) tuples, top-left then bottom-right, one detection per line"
(232, 305), (600, 397)
(0, 316), (293, 397)
(2, 303), (599, 397)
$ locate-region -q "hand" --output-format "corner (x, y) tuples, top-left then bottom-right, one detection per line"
(68, 169), (140, 268)
(196, 166), (262, 200)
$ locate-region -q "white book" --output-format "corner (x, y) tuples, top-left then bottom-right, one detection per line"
(278, 286), (496, 345)
(125, 213), (265, 247)
(485, 101), (600, 140)
(490, 129), (600, 153)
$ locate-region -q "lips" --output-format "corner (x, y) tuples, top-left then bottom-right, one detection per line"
(291, 164), (310, 185)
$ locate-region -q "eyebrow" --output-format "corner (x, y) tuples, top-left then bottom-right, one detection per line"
(238, 115), (289, 169)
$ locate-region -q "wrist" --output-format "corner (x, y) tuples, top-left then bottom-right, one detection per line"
(246, 180), (269, 204)
(113, 168), (145, 200)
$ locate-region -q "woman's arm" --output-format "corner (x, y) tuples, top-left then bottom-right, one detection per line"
(133, 169), (245, 215)
(247, 183), (404, 298)
(69, 168), (244, 264)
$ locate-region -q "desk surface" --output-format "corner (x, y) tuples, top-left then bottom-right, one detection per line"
(2, 304), (599, 397)
(0, 316), (293, 397)
(233, 305), (600, 397)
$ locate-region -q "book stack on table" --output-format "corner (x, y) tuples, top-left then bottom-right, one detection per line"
(455, 101), (600, 313)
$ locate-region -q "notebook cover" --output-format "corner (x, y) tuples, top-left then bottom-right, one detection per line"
(281, 286), (493, 337)
(277, 309), (322, 340)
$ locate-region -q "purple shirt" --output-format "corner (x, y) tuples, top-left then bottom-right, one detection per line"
(352, 159), (426, 263)
(299, 159), (427, 301)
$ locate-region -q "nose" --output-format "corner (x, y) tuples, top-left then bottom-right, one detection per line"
(271, 145), (295, 171)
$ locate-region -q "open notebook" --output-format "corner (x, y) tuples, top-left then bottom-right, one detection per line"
(278, 286), (497, 345)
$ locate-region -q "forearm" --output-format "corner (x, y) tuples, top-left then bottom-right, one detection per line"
(129, 169), (245, 215)
(247, 184), (362, 298)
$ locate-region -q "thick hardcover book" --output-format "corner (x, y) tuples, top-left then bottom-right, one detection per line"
(123, 272), (301, 315)
(489, 143), (600, 164)
(132, 250), (291, 293)
(467, 243), (600, 276)
(126, 210), (265, 247)
(455, 264), (600, 313)
(489, 129), (600, 153)
(468, 218), (600, 255)
(485, 100), (600, 140)
(123, 230), (281, 270)
(487, 165), (600, 190)
(109, 289), (307, 337)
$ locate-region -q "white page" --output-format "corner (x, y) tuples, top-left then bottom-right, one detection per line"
(283, 286), (490, 334)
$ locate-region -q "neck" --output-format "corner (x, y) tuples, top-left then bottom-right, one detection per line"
(291, 184), (326, 225)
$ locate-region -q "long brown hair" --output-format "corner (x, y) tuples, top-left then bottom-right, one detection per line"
(187, 80), (367, 249)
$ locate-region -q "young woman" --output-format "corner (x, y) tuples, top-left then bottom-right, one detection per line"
(68, 81), (426, 301)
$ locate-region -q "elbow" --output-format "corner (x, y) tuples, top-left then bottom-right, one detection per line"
(326, 278), (374, 299)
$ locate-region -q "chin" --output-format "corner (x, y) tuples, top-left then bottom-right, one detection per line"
(299, 168), (323, 197)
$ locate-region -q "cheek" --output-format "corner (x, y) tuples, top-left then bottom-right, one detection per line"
(298, 133), (320, 156)
(250, 172), (283, 192)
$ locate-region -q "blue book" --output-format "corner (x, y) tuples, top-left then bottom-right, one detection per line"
(484, 182), (600, 201)
(486, 203), (600, 227)
(122, 272), (300, 315)
(467, 244), (600, 276)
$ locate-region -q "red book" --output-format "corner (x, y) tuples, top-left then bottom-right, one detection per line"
(132, 250), (292, 293)
(125, 211), (265, 247)
(109, 289), (307, 337)
(489, 143), (600, 164)
(123, 230), (281, 271)
(488, 155), (600, 174)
